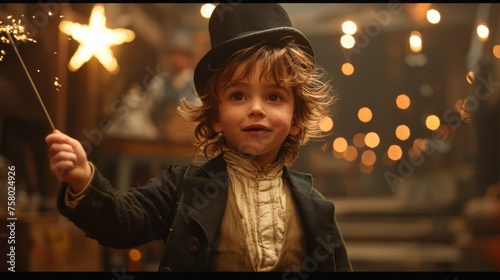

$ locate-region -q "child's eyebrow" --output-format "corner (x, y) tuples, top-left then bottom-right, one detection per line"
(264, 82), (291, 93)
(220, 81), (247, 92)
(224, 81), (247, 88)
(222, 79), (290, 92)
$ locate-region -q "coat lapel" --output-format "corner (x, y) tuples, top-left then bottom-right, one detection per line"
(180, 154), (229, 243)
(285, 168), (336, 256)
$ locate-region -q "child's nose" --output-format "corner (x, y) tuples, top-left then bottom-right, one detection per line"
(247, 99), (266, 117)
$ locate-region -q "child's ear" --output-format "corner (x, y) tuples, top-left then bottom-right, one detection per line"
(289, 123), (300, 136)
(289, 116), (301, 136)
(212, 118), (223, 133)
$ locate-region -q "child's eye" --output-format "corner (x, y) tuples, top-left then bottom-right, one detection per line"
(268, 94), (281, 102)
(231, 92), (244, 101)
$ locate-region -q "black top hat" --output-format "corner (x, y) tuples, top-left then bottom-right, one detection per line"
(193, 3), (314, 94)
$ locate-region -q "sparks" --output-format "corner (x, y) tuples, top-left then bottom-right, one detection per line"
(0, 15), (37, 60)
(1, 15), (55, 130)
(54, 77), (62, 91)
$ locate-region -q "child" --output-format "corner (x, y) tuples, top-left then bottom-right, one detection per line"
(45, 3), (352, 272)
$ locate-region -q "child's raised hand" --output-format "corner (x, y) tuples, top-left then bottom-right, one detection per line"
(45, 130), (92, 193)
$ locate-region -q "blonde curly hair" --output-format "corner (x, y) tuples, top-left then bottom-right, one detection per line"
(178, 41), (336, 165)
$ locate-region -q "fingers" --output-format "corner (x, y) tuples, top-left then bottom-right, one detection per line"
(50, 150), (78, 166)
(48, 142), (73, 157)
(46, 130), (89, 183)
(46, 131), (87, 159)
(50, 159), (75, 182)
(45, 130), (70, 147)
(64, 136), (88, 159)
(48, 143), (76, 180)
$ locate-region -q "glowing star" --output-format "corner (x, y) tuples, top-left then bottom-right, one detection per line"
(59, 4), (135, 74)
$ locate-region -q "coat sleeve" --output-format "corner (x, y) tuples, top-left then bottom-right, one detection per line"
(57, 163), (188, 249)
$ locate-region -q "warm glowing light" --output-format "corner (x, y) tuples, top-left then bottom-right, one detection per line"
(0, 16), (37, 44)
(342, 21), (357, 35)
(413, 138), (428, 152)
(493, 45), (500, 59)
(466, 71), (475, 84)
(343, 145), (358, 162)
(477, 24), (489, 41)
(333, 137), (348, 153)
(396, 94), (410, 109)
(319, 116), (334, 132)
(426, 9), (440, 24)
(59, 4), (135, 73)
(340, 34), (355, 49)
(456, 97), (472, 123)
(492, 45), (500, 58)
(395, 124), (410, 141)
(201, 4), (216, 18)
(341, 62), (354, 76)
(387, 145), (402, 161)
(364, 132), (380, 148)
(361, 150), (376, 166)
(409, 31), (422, 53)
(353, 132), (366, 148)
(0, 16), (37, 61)
(129, 249), (142, 261)
(425, 114), (440, 130)
(54, 77), (62, 91)
(358, 107), (372, 123)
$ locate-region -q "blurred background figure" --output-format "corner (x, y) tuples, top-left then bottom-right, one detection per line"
(104, 83), (160, 140)
(147, 30), (199, 143)
(104, 29), (200, 142)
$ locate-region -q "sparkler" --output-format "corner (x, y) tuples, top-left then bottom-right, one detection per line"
(1, 17), (56, 131)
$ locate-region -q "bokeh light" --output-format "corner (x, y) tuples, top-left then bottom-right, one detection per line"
(396, 94), (411, 110)
(319, 116), (334, 132)
(425, 114), (440, 131)
(333, 137), (348, 153)
(342, 62), (355, 76)
(395, 124), (411, 141)
(342, 20), (357, 35)
(387, 144), (403, 161)
(365, 132), (380, 148)
(358, 107), (373, 123)
(343, 145), (358, 162)
(129, 249), (142, 262)
(426, 9), (441, 24)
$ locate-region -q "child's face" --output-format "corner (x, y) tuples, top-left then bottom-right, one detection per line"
(212, 59), (300, 167)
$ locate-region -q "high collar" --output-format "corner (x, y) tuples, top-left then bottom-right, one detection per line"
(222, 146), (285, 181)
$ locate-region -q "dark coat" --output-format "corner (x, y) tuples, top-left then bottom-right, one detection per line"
(57, 153), (352, 272)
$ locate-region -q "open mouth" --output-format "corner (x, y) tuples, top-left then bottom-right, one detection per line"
(243, 126), (271, 133)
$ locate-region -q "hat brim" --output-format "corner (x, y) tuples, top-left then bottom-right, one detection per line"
(194, 27), (314, 94)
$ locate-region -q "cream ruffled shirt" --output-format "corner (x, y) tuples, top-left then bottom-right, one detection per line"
(222, 147), (287, 271)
